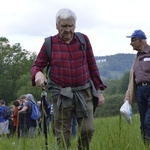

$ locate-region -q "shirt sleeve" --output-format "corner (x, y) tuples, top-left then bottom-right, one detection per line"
(31, 43), (49, 86)
(84, 34), (106, 90)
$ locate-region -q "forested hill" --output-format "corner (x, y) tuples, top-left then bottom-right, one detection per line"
(95, 53), (135, 80)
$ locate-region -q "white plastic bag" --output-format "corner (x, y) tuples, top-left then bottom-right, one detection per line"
(120, 100), (132, 124)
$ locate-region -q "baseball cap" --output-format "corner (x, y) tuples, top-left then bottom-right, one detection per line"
(126, 30), (147, 39)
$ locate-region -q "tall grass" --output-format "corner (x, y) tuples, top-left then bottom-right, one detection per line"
(0, 114), (149, 150)
(92, 114), (148, 150)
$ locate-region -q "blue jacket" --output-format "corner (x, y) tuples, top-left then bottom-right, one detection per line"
(0, 106), (8, 122)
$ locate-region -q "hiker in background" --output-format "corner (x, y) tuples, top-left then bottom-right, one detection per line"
(125, 30), (150, 144)
(18, 97), (27, 137)
(18, 94), (37, 137)
(12, 100), (20, 137)
(9, 105), (15, 136)
(0, 99), (11, 137)
(36, 100), (42, 134)
(31, 8), (106, 150)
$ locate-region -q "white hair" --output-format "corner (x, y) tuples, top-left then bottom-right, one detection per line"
(26, 94), (36, 103)
(56, 8), (77, 25)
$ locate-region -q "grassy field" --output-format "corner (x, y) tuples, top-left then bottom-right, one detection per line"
(0, 114), (149, 150)
(91, 114), (147, 150)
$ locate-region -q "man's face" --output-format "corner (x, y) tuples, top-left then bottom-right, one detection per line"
(130, 38), (141, 51)
(56, 17), (75, 42)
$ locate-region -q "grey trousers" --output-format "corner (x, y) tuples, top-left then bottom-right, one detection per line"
(53, 87), (94, 150)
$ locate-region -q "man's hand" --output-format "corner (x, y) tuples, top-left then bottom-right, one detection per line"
(97, 92), (105, 107)
(35, 71), (47, 87)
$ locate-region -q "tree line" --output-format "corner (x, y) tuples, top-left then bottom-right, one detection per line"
(96, 53), (135, 80)
(0, 37), (138, 117)
(0, 37), (42, 103)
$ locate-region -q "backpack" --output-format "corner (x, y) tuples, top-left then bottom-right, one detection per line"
(4, 106), (11, 119)
(44, 32), (87, 78)
(29, 100), (40, 120)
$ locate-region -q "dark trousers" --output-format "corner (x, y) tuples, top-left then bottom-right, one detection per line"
(136, 85), (150, 142)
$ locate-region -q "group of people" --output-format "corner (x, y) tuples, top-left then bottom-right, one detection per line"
(31, 8), (150, 150)
(0, 7), (149, 150)
(0, 94), (53, 138)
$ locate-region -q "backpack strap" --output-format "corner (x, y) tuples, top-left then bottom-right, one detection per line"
(44, 36), (52, 79)
(75, 32), (87, 50)
(45, 36), (52, 60)
(28, 100), (36, 105)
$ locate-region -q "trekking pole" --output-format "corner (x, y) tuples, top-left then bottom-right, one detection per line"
(41, 86), (48, 150)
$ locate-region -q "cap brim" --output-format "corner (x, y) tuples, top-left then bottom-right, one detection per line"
(126, 36), (132, 38)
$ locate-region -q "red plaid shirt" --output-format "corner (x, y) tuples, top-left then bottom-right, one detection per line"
(31, 33), (106, 90)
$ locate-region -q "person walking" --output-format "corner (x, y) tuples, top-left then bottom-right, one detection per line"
(12, 100), (20, 137)
(125, 30), (150, 144)
(0, 99), (10, 137)
(18, 94), (37, 137)
(31, 8), (106, 150)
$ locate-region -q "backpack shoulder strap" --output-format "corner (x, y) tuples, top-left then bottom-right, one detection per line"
(75, 32), (87, 50)
(45, 36), (52, 78)
(28, 100), (36, 105)
(45, 36), (52, 60)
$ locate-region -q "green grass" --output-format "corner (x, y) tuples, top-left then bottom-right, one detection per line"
(0, 115), (149, 150)
(91, 114), (147, 150)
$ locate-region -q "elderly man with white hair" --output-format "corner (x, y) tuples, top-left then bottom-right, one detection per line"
(31, 8), (106, 150)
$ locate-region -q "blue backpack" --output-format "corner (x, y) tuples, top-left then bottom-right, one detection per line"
(29, 100), (40, 120)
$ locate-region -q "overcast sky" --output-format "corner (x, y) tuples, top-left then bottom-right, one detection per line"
(1, 0), (150, 56)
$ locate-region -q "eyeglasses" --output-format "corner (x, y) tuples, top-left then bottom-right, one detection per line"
(131, 38), (139, 43)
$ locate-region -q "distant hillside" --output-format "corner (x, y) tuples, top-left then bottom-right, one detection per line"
(95, 53), (135, 80)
